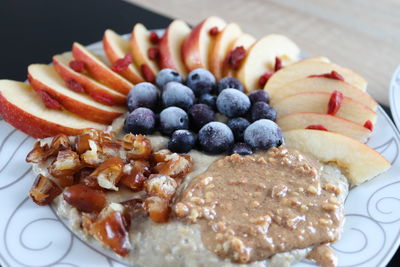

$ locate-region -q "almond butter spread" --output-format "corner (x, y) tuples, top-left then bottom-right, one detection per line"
(174, 147), (344, 263)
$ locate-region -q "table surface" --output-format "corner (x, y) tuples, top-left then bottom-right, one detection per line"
(0, 0), (399, 266)
(128, 0), (400, 107)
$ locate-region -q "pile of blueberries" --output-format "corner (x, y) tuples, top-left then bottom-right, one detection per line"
(124, 68), (283, 155)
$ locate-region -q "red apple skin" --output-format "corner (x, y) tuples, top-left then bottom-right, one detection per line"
(0, 92), (97, 138)
(158, 26), (178, 71)
(102, 32), (144, 84)
(28, 73), (124, 125)
(53, 55), (126, 106)
(72, 43), (133, 95)
(182, 19), (205, 71)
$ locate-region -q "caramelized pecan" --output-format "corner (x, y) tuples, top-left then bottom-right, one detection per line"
(48, 150), (81, 178)
(29, 174), (62, 205)
(89, 157), (124, 191)
(144, 196), (170, 223)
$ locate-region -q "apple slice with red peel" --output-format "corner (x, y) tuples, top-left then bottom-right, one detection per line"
(130, 23), (160, 81)
(222, 33), (256, 78)
(182, 16), (226, 71)
(237, 34), (300, 93)
(277, 112), (372, 143)
(158, 19), (191, 77)
(103, 29), (145, 84)
(53, 52), (126, 106)
(265, 59), (367, 94)
(0, 80), (105, 138)
(208, 23), (242, 80)
(273, 92), (376, 125)
(28, 64), (126, 124)
(284, 129), (391, 185)
(270, 76), (377, 110)
(72, 42), (133, 95)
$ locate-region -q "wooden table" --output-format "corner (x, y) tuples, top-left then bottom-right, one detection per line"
(127, 0), (400, 106)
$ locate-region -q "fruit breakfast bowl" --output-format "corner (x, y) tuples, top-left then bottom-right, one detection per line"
(0, 17), (399, 267)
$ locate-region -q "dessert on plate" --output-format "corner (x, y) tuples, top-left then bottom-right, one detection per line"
(0, 16), (391, 267)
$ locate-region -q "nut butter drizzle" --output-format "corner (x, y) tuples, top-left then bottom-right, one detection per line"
(174, 147), (344, 263)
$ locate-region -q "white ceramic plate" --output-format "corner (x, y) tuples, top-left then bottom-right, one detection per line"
(1, 38), (400, 267)
(389, 65), (400, 129)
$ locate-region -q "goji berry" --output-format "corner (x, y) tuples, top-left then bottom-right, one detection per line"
(209, 27), (219, 36)
(306, 124), (328, 131)
(65, 78), (85, 93)
(327, 90), (344, 115)
(141, 64), (155, 83)
(309, 70), (344, 81)
(111, 54), (132, 73)
(147, 47), (159, 60)
(149, 32), (159, 44)
(227, 46), (246, 70)
(37, 90), (62, 110)
(69, 60), (85, 72)
(363, 120), (373, 131)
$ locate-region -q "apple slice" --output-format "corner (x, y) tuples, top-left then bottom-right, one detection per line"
(283, 129), (391, 185)
(103, 29), (144, 84)
(265, 59), (367, 94)
(277, 112), (372, 143)
(0, 80), (105, 138)
(28, 64), (126, 124)
(236, 34), (300, 92)
(270, 77), (377, 110)
(273, 92), (376, 125)
(130, 23), (160, 81)
(72, 42), (133, 95)
(53, 52), (126, 106)
(158, 19), (191, 77)
(208, 23), (242, 80)
(182, 16), (226, 71)
(222, 33), (256, 77)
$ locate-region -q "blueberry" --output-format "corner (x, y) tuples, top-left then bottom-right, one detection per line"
(227, 117), (250, 142)
(168, 130), (197, 153)
(159, 107), (189, 135)
(248, 90), (270, 104)
(230, 143), (253, 155)
(199, 93), (217, 110)
(244, 119), (282, 150)
(198, 122), (234, 154)
(189, 104), (216, 131)
(162, 82), (195, 111)
(217, 77), (244, 94)
(156, 68), (183, 88)
(186, 68), (216, 96)
(127, 82), (159, 112)
(124, 107), (156, 134)
(250, 102), (277, 122)
(216, 88), (251, 117)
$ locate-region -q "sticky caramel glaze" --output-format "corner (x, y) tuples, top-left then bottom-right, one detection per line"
(174, 147), (344, 263)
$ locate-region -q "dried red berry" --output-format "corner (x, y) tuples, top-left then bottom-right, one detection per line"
(69, 60), (85, 72)
(327, 90), (344, 115)
(364, 120), (374, 131)
(259, 70), (275, 88)
(36, 90), (62, 110)
(149, 32), (160, 44)
(140, 64), (155, 83)
(209, 26), (219, 36)
(274, 57), (282, 71)
(306, 124), (328, 131)
(147, 47), (159, 60)
(111, 54), (132, 73)
(65, 78), (85, 93)
(309, 70), (345, 81)
(89, 91), (114, 106)
(227, 46), (246, 70)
